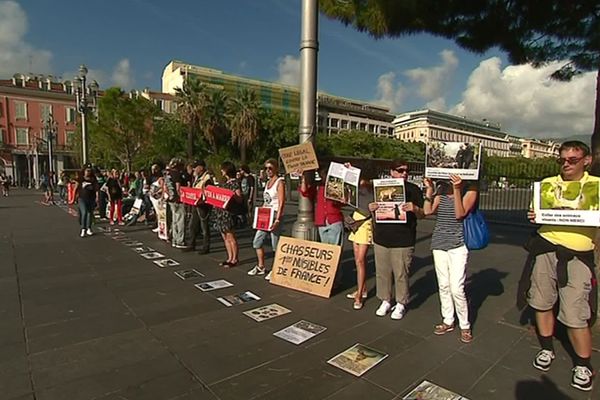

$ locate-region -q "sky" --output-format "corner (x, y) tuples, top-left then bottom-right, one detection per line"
(2, 0), (596, 139)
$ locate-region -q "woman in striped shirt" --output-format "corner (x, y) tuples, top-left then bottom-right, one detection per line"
(423, 174), (478, 344)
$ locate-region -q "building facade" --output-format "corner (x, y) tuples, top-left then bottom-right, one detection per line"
(0, 74), (81, 186)
(162, 60), (394, 136)
(519, 138), (560, 158)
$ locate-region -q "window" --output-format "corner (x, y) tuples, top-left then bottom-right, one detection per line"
(15, 101), (27, 120)
(0, 128), (4, 144)
(16, 127), (28, 145)
(66, 131), (75, 147)
(40, 104), (52, 122)
(66, 107), (76, 123)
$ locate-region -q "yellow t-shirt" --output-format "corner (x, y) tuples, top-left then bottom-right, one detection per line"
(538, 172), (600, 251)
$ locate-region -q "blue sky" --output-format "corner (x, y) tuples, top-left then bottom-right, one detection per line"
(3, 0), (596, 138)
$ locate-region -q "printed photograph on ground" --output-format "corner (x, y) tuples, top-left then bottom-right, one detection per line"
(153, 258), (180, 268)
(243, 304), (291, 322)
(327, 343), (388, 377)
(194, 279), (234, 292)
(132, 246), (155, 253)
(273, 320), (327, 345)
(122, 240), (144, 247)
(425, 141), (482, 180)
(402, 380), (469, 400)
(139, 252), (165, 260)
(174, 269), (204, 280)
(217, 291), (260, 307)
(539, 181), (600, 210)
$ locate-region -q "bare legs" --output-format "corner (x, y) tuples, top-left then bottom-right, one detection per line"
(353, 242), (369, 303)
(221, 231), (238, 264)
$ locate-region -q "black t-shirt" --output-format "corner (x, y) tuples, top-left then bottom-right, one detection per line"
(78, 177), (98, 202)
(106, 177), (123, 200)
(372, 181), (424, 248)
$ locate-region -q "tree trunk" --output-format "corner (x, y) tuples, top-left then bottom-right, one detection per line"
(591, 68), (600, 175)
(187, 129), (194, 160)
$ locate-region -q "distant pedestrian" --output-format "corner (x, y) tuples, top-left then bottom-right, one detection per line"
(107, 169), (124, 225)
(75, 165), (99, 238)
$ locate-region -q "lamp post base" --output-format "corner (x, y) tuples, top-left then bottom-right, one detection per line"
(291, 219), (318, 241)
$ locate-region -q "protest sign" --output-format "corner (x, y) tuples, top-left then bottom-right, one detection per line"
(273, 320), (327, 345)
(373, 178), (406, 223)
(203, 185), (234, 209)
(425, 141), (482, 180)
(243, 304), (291, 322)
(253, 207), (276, 231)
(156, 201), (168, 240)
(327, 343), (388, 377)
(180, 187), (203, 206)
(533, 181), (600, 226)
(217, 291), (261, 307)
(270, 236), (341, 298)
(278, 142), (319, 173)
(403, 380), (470, 400)
(324, 162), (361, 208)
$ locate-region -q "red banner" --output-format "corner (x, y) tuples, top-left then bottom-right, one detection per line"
(180, 187), (203, 206)
(203, 186), (234, 209)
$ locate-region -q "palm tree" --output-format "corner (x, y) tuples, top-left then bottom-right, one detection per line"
(228, 88), (261, 164)
(203, 90), (229, 154)
(174, 77), (206, 159)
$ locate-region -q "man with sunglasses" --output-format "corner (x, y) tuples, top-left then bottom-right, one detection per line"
(523, 141), (598, 392)
(368, 160), (425, 320)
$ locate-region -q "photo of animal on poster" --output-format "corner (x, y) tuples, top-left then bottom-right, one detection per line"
(533, 181), (600, 227)
(324, 162), (360, 208)
(425, 141), (482, 180)
(372, 178), (406, 223)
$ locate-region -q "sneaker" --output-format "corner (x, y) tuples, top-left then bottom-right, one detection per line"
(80, 229), (86, 238)
(247, 265), (266, 276)
(390, 304), (405, 320)
(118, 221), (125, 226)
(434, 323), (455, 335)
(152, 227), (160, 233)
(353, 300), (363, 310)
(571, 365), (594, 391)
(86, 228), (93, 236)
(460, 329), (473, 344)
(346, 290), (368, 299)
(532, 349), (555, 372)
(375, 300), (392, 317)
(265, 271), (272, 281)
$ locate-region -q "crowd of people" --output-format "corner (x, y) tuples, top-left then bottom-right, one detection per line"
(64, 140), (596, 392)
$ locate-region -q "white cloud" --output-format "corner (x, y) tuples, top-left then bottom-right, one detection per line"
(111, 58), (134, 89)
(405, 49), (458, 101)
(0, 1), (53, 76)
(276, 55), (300, 86)
(451, 57), (596, 137)
(373, 71), (406, 112)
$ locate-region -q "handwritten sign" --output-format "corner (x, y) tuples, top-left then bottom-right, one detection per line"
(270, 236), (341, 298)
(279, 142), (319, 173)
(253, 207), (276, 231)
(203, 186), (234, 209)
(180, 187), (203, 206)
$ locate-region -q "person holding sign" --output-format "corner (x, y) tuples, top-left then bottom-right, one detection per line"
(213, 161), (244, 267)
(423, 176), (477, 344)
(189, 160), (213, 254)
(248, 159), (286, 281)
(368, 160), (424, 320)
(520, 141), (598, 392)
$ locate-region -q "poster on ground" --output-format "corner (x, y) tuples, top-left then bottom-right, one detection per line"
(203, 186), (234, 209)
(327, 343), (388, 377)
(425, 141), (482, 180)
(278, 142), (319, 173)
(216, 291), (261, 307)
(194, 279), (234, 292)
(140, 252), (165, 260)
(122, 240), (144, 247)
(180, 187), (204, 206)
(373, 178), (406, 223)
(402, 380), (470, 400)
(273, 320), (327, 345)
(153, 259), (180, 268)
(270, 236), (342, 298)
(324, 162), (361, 208)
(243, 304), (291, 322)
(533, 181), (600, 226)
(174, 269), (204, 280)
(253, 207), (276, 231)
(132, 246), (155, 253)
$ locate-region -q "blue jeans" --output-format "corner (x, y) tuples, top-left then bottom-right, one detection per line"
(78, 199), (93, 230)
(253, 225), (281, 250)
(318, 221), (343, 245)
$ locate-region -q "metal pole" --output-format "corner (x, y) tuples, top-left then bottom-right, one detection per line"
(47, 125), (53, 179)
(291, 0), (318, 240)
(81, 71), (88, 165)
(27, 153), (32, 189)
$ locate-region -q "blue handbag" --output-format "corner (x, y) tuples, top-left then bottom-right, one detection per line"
(463, 208), (489, 250)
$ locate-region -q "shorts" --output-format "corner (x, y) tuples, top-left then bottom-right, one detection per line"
(527, 251), (593, 328)
(252, 225), (281, 250)
(348, 211), (372, 245)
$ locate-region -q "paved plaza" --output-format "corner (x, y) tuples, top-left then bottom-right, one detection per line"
(1, 189), (599, 400)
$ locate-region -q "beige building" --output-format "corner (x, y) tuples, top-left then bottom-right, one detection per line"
(519, 138), (560, 158)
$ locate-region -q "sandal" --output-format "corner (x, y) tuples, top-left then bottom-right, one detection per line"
(223, 261), (238, 268)
(434, 323), (455, 335)
(460, 329), (473, 344)
(352, 300), (363, 310)
(346, 290), (368, 299)
(219, 260), (230, 266)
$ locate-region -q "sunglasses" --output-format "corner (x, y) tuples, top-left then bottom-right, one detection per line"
(264, 166), (274, 171)
(556, 157), (584, 165)
(394, 167), (409, 173)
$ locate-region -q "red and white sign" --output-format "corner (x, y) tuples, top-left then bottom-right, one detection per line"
(203, 186), (234, 209)
(180, 187), (203, 206)
(253, 207), (276, 231)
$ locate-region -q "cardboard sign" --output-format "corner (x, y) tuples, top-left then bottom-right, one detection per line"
(533, 181), (600, 226)
(180, 187), (203, 206)
(270, 236), (341, 298)
(278, 142), (319, 173)
(253, 207), (276, 231)
(203, 185), (234, 209)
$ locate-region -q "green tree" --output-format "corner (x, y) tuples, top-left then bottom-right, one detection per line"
(228, 88), (262, 164)
(203, 90), (230, 155)
(253, 110), (299, 165)
(136, 114), (192, 168)
(175, 77), (207, 159)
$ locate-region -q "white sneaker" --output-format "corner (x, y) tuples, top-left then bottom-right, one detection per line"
(247, 265), (266, 276)
(80, 229), (86, 238)
(375, 300), (392, 317)
(390, 303), (406, 320)
(86, 228), (93, 236)
(265, 271), (272, 281)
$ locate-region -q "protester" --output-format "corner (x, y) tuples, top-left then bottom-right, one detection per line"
(165, 158), (186, 248)
(368, 160), (425, 320)
(44, 171), (56, 204)
(189, 160), (213, 254)
(239, 164), (256, 225)
(247, 159), (285, 280)
(0, 172), (9, 197)
(520, 141), (597, 392)
(345, 173), (375, 310)
(74, 165), (98, 238)
(106, 169), (124, 225)
(57, 171), (67, 202)
(423, 175), (477, 344)
(96, 169), (109, 219)
(213, 161), (243, 267)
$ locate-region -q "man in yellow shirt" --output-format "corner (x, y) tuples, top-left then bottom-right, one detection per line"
(525, 141), (597, 392)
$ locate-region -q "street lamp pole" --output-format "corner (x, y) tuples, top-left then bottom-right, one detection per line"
(43, 114), (56, 181)
(292, 0), (319, 240)
(74, 65), (98, 166)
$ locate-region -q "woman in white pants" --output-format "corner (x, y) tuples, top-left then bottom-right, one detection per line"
(423, 175), (478, 344)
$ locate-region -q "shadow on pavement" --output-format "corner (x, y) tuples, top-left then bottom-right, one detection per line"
(514, 375), (572, 400)
(466, 268), (509, 326)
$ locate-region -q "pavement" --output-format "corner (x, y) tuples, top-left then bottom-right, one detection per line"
(1, 189), (599, 400)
